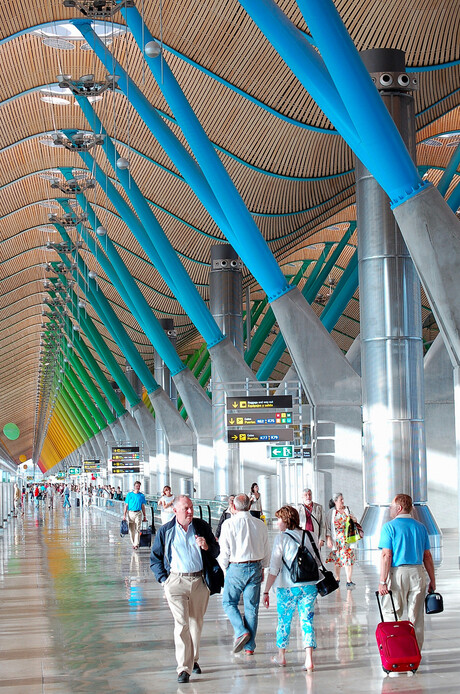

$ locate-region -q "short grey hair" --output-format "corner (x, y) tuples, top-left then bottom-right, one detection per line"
(173, 494), (191, 509)
(234, 493), (251, 511)
(302, 488), (312, 494)
(332, 492), (343, 503)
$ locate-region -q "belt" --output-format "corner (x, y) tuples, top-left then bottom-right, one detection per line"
(394, 564), (422, 567)
(231, 559), (261, 564)
(171, 570), (203, 577)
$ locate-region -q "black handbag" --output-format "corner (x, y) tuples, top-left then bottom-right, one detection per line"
(283, 531), (320, 583)
(306, 531), (340, 596)
(425, 591), (444, 614)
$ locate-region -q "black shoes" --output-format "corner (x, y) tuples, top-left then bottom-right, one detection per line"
(192, 662), (202, 674)
(177, 671), (190, 683)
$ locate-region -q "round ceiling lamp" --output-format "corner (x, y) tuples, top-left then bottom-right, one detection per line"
(145, 41), (161, 58)
(42, 37), (75, 50)
(3, 423), (20, 440)
(19, 454), (27, 463)
(40, 96), (70, 105)
(38, 201), (60, 209)
(96, 226), (107, 236)
(116, 157), (129, 170)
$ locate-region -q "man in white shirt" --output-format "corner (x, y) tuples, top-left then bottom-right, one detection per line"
(218, 493), (270, 655)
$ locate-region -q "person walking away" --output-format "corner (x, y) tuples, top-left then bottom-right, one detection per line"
(34, 485), (40, 508)
(218, 493), (270, 655)
(158, 485), (175, 525)
(326, 492), (357, 589)
(249, 483), (262, 518)
(263, 506), (323, 670)
(150, 495), (220, 683)
(378, 493), (435, 650)
(123, 481), (147, 549)
(63, 484), (71, 509)
(48, 484), (54, 509)
(298, 488), (326, 547)
(216, 495), (236, 539)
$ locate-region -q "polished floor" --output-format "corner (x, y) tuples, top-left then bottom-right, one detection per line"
(1, 501), (459, 694)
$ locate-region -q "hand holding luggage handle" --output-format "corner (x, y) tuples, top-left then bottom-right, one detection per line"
(375, 589), (399, 622)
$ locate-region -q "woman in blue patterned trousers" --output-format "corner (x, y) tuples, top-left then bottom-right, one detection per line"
(263, 506), (322, 671)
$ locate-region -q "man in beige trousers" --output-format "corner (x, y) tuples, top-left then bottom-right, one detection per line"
(150, 495), (220, 684)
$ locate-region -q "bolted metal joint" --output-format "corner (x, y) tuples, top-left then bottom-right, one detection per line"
(212, 258), (243, 271)
(62, 0), (134, 19)
(370, 71), (418, 93)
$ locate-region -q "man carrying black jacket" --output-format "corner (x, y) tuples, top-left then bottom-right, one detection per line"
(150, 495), (220, 684)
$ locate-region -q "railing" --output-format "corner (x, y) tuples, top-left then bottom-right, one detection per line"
(74, 491), (227, 535)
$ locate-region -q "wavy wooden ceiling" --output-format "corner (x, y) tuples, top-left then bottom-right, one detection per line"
(0, 0), (458, 464)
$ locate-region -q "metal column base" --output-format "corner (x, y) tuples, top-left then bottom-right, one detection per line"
(359, 503), (442, 551)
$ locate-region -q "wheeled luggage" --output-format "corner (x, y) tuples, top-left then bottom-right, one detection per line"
(375, 591), (421, 675)
(139, 520), (152, 548)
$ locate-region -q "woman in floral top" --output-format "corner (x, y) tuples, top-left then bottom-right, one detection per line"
(326, 492), (357, 589)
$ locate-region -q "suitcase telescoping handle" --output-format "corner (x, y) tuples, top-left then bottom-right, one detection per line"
(375, 590), (398, 622)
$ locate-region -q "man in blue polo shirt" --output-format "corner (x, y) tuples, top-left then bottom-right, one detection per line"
(378, 493), (436, 649)
(123, 481), (147, 549)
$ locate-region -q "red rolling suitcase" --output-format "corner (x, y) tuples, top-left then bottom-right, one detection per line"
(375, 591), (421, 675)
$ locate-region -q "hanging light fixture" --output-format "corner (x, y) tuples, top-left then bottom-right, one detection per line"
(145, 41), (161, 58)
(116, 157), (129, 170)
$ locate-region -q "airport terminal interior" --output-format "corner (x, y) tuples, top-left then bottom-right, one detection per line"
(0, 0), (460, 691)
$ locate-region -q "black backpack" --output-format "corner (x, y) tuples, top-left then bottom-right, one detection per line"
(282, 530), (319, 583)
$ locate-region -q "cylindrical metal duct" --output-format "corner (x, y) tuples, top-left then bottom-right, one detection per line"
(357, 49), (440, 547)
(154, 318), (177, 491)
(210, 244), (244, 498)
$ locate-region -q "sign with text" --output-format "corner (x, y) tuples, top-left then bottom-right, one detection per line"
(294, 447), (312, 459)
(69, 467), (81, 475)
(110, 446), (141, 474)
(270, 445), (294, 458)
(227, 412), (293, 427)
(83, 460), (101, 473)
(228, 429), (294, 443)
(226, 395), (293, 411)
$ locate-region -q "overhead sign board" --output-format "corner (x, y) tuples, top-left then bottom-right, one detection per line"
(227, 412), (293, 427)
(69, 467), (81, 475)
(112, 446), (140, 460)
(83, 459), (101, 473)
(270, 445), (293, 458)
(294, 447), (312, 459)
(228, 429), (294, 443)
(110, 446), (141, 474)
(226, 395), (293, 411)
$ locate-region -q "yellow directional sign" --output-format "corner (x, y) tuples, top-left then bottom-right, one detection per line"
(227, 429), (294, 443)
(226, 395), (292, 410)
(227, 413), (293, 427)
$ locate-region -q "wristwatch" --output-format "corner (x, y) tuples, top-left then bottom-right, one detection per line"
(379, 581), (387, 585)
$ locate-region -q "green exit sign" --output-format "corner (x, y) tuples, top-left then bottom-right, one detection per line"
(69, 467), (81, 475)
(270, 445), (293, 458)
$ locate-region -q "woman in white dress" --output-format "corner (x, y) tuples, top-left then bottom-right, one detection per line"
(157, 485), (175, 525)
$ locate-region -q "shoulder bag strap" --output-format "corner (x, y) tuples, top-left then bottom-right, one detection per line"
(305, 529), (327, 573)
(282, 531), (301, 572)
